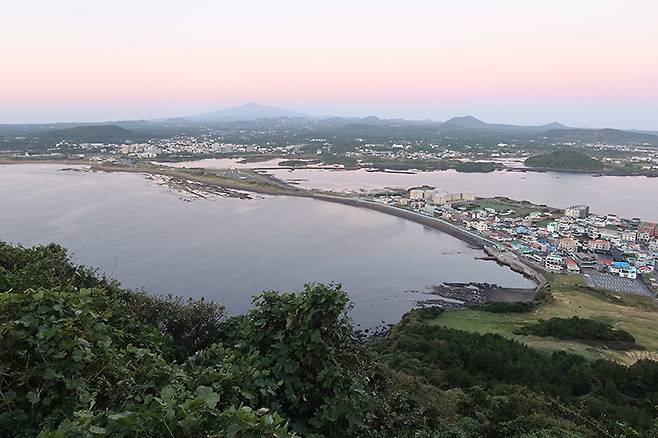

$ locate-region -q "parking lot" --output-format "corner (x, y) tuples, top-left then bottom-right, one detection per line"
(583, 270), (654, 297)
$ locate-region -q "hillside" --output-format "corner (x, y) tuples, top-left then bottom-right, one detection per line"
(542, 128), (658, 145)
(40, 124), (153, 143)
(525, 149), (605, 171)
(2, 241), (658, 436)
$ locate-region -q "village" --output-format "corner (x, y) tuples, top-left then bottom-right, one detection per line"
(369, 187), (658, 296)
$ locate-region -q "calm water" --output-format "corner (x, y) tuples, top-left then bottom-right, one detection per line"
(271, 169), (658, 221)
(164, 158), (658, 221)
(0, 164), (533, 328)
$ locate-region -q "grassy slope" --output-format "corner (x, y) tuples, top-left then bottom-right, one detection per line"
(457, 197), (558, 218)
(430, 274), (658, 364)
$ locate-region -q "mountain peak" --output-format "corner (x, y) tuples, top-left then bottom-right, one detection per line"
(443, 115), (486, 128)
(541, 121), (568, 130)
(186, 103), (307, 122)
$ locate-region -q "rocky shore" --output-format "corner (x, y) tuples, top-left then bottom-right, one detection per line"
(416, 282), (536, 310)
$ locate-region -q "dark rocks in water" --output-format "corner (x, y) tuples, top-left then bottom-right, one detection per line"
(417, 300), (465, 310)
(442, 282), (499, 290)
(428, 282), (489, 306)
(355, 323), (393, 341)
(421, 282), (534, 310)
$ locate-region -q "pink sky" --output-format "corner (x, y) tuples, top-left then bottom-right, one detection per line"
(2, 0), (657, 128)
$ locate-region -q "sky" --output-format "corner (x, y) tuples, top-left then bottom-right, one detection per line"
(2, 0), (657, 129)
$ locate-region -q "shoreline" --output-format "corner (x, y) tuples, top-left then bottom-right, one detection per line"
(4, 156), (657, 179)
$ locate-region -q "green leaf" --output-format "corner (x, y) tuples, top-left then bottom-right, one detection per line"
(26, 391), (39, 404)
(226, 423), (241, 438)
(195, 385), (219, 409)
(88, 425), (108, 435)
(108, 411), (133, 421)
(159, 385), (176, 402)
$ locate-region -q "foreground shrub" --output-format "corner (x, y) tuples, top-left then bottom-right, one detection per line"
(0, 287), (173, 436)
(0, 242), (110, 293)
(128, 291), (225, 360)
(0, 242), (430, 437)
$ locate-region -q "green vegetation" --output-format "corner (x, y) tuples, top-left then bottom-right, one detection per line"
(278, 159), (321, 167)
(475, 301), (538, 313)
(515, 316), (637, 349)
(370, 309), (658, 436)
(0, 242), (445, 437)
(525, 149), (604, 171)
(364, 158), (502, 173)
(42, 125), (155, 143)
(2, 243), (658, 437)
(454, 197), (557, 218)
(431, 274), (658, 364)
(318, 154), (359, 168)
(236, 154), (282, 163)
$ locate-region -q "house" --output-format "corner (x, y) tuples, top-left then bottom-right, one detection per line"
(639, 265), (654, 274)
(639, 221), (657, 238)
(609, 261), (637, 279)
(575, 253), (599, 270)
(638, 231), (652, 242)
(473, 222), (489, 233)
(588, 239), (611, 252)
(598, 228), (622, 242)
(545, 253), (564, 271)
(422, 205), (437, 215)
(622, 230), (637, 242)
(597, 253), (614, 269)
(558, 238), (578, 253)
(565, 257), (580, 273)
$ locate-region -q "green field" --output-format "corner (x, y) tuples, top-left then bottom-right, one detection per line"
(455, 197), (559, 218)
(430, 274), (658, 364)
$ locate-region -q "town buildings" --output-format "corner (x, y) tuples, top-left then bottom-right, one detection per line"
(380, 193), (657, 287)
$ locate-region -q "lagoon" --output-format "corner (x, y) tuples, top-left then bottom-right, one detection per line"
(0, 164), (534, 328)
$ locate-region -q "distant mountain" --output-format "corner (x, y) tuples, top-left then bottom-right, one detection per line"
(40, 125), (154, 143)
(439, 116), (570, 134)
(436, 118), (658, 145)
(186, 103), (308, 122)
(540, 122), (568, 130)
(443, 115), (486, 128)
(540, 128), (658, 145)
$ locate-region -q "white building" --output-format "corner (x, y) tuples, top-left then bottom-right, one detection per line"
(409, 188), (433, 200)
(610, 263), (637, 279)
(565, 205), (590, 219)
(473, 222), (489, 232)
(622, 230), (637, 242)
(427, 190), (475, 205)
(557, 238), (578, 253)
(545, 254), (564, 271)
